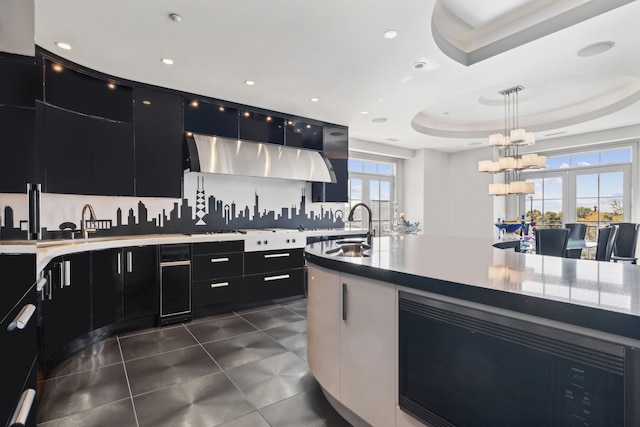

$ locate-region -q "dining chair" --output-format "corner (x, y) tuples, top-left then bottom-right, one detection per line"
(610, 222), (639, 264)
(564, 223), (587, 259)
(535, 228), (569, 257)
(595, 225), (619, 262)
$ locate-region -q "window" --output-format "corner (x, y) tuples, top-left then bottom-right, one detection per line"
(522, 146), (632, 244)
(347, 157), (397, 236)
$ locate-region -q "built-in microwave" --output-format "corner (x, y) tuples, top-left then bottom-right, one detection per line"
(398, 291), (640, 427)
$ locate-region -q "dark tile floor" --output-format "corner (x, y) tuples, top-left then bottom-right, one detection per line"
(36, 298), (352, 427)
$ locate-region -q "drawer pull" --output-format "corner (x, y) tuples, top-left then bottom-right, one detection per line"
(8, 388), (36, 427)
(210, 257), (230, 263)
(210, 282), (230, 288)
(161, 260), (191, 267)
(264, 274), (290, 282)
(264, 253), (290, 259)
(7, 304), (36, 331)
(63, 260), (71, 287)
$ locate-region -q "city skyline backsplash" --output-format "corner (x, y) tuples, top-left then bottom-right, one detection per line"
(0, 173), (347, 240)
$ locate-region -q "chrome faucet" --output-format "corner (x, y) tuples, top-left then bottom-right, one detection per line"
(81, 204), (97, 239)
(348, 202), (374, 245)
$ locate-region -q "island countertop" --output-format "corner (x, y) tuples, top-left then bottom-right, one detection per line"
(304, 234), (640, 340)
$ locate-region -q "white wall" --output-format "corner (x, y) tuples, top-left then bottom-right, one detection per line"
(401, 147), (497, 238)
(0, 0), (34, 56)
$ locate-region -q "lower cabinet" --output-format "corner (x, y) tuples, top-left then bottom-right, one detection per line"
(243, 248), (305, 303)
(191, 241), (244, 315)
(307, 263), (396, 427)
(1, 253), (37, 427)
(39, 252), (91, 363)
(91, 246), (158, 329)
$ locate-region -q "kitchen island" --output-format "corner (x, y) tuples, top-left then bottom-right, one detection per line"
(304, 234), (640, 427)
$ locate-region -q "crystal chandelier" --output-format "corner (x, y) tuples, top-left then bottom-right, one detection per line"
(478, 86), (546, 195)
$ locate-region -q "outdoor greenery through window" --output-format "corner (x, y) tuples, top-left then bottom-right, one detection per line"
(522, 146), (632, 243)
(347, 158), (395, 236)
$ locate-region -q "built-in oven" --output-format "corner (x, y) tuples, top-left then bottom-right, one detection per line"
(159, 244), (192, 326)
(398, 291), (640, 427)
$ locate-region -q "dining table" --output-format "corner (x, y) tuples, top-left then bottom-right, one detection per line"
(494, 237), (597, 256)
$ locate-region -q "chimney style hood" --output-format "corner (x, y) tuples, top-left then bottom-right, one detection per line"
(185, 134), (337, 183)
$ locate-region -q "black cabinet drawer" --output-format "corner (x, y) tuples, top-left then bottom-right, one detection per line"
(0, 254), (35, 320)
(193, 252), (243, 281)
(244, 249), (304, 275)
(192, 276), (243, 308)
(192, 240), (244, 256)
(244, 268), (304, 303)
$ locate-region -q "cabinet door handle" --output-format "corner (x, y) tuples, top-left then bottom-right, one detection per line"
(127, 251), (133, 273)
(210, 282), (229, 288)
(63, 260), (71, 287)
(342, 283), (347, 321)
(46, 270), (53, 301)
(117, 252), (122, 275)
(7, 304), (36, 331)
(210, 257), (229, 263)
(264, 253), (290, 259)
(8, 388), (36, 427)
(36, 277), (47, 299)
(264, 274), (290, 282)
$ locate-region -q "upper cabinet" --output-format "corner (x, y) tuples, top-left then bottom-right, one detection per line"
(239, 110), (285, 145)
(0, 54), (36, 193)
(43, 58), (133, 122)
(134, 87), (183, 198)
(0, 54), (35, 108)
(184, 100), (238, 139)
(285, 120), (323, 150)
(312, 125), (349, 202)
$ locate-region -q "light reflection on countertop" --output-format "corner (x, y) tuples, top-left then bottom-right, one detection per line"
(305, 234), (640, 320)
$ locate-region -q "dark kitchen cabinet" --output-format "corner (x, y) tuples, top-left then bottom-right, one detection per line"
(90, 117), (135, 196)
(192, 240), (244, 316)
(43, 58), (133, 122)
(42, 104), (136, 195)
(312, 125), (349, 202)
(92, 246), (158, 328)
(184, 99), (238, 139)
(39, 252), (91, 363)
(0, 106), (36, 193)
(239, 110), (285, 145)
(285, 120), (323, 150)
(134, 87), (183, 198)
(42, 105), (92, 194)
(243, 248), (305, 303)
(1, 253), (37, 427)
(0, 54), (35, 108)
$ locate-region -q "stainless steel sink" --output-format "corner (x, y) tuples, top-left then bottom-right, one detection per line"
(325, 242), (372, 257)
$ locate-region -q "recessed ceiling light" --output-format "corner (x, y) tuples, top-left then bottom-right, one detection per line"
(55, 41), (71, 50)
(107, 82), (116, 90)
(577, 41), (614, 57)
(161, 58), (174, 65)
(244, 80), (255, 86)
(382, 30), (398, 39)
(191, 100), (199, 107)
(412, 61), (427, 70)
(310, 97), (319, 102)
(186, 132), (193, 137)
(142, 100), (151, 105)
(545, 131), (567, 137)
(169, 13), (182, 23)
(360, 111), (369, 115)
(372, 117), (387, 123)
(385, 138), (400, 142)
(52, 64), (63, 72)
(468, 141), (483, 146)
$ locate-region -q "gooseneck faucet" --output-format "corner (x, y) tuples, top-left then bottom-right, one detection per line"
(348, 202), (374, 245)
(81, 204), (97, 239)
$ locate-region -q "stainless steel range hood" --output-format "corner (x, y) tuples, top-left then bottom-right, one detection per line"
(185, 134), (336, 183)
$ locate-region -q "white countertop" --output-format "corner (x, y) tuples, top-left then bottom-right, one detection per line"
(0, 228), (368, 272)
